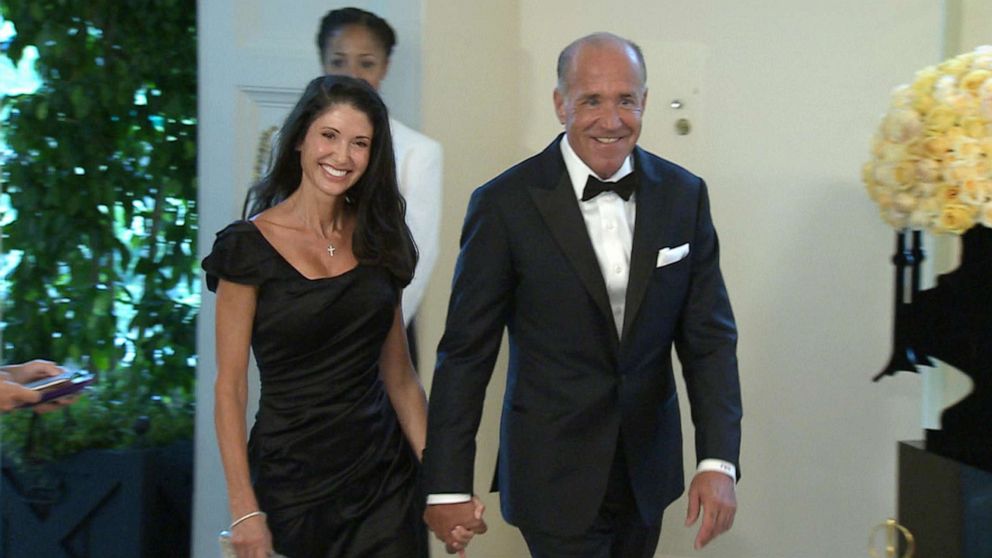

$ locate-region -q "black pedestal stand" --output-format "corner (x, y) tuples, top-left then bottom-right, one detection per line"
(898, 441), (992, 558)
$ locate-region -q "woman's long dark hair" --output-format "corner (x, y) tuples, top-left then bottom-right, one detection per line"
(243, 75), (416, 285)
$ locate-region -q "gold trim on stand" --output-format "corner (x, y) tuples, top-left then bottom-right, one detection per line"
(869, 518), (915, 558)
(253, 125), (280, 182)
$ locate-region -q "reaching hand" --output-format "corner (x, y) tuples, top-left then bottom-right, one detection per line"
(0, 379), (42, 412)
(2, 359), (66, 385)
(685, 470), (737, 549)
(0, 360), (74, 413)
(424, 496), (487, 554)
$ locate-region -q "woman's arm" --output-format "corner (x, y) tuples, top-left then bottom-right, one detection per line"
(213, 279), (273, 556)
(379, 305), (428, 460)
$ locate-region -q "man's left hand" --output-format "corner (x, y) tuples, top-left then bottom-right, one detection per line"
(684, 470), (736, 549)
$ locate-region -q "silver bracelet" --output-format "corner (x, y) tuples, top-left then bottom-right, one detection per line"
(230, 510), (266, 530)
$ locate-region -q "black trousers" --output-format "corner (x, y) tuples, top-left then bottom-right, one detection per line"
(519, 443), (662, 558)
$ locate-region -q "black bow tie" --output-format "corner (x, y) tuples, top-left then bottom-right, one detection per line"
(581, 173), (637, 202)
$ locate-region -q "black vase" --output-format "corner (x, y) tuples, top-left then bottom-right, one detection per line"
(908, 225), (992, 471)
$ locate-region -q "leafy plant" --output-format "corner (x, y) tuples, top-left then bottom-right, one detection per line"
(0, 0), (197, 464)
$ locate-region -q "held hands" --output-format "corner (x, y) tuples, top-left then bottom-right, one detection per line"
(685, 470), (737, 550)
(424, 496), (487, 555)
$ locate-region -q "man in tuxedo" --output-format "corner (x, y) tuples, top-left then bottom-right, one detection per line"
(423, 32), (742, 557)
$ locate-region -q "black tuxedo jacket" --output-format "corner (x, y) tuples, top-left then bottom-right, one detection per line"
(423, 135), (741, 536)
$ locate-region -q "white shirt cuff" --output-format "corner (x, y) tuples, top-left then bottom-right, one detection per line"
(697, 459), (736, 481)
(426, 493), (472, 505)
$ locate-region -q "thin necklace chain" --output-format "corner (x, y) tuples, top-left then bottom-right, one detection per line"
(290, 202), (343, 257)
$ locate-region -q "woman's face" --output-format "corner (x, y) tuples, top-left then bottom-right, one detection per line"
(298, 103), (374, 199)
(321, 25), (389, 91)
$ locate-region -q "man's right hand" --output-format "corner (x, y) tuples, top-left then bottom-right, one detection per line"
(424, 498), (487, 554)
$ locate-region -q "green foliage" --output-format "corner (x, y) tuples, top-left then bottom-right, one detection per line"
(0, 0), (198, 463)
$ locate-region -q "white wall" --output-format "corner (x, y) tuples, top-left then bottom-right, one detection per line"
(419, 2), (529, 554)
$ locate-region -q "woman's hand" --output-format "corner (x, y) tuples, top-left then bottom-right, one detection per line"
(231, 513), (274, 558)
(446, 495), (487, 556)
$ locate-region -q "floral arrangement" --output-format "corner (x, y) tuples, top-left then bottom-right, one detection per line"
(863, 45), (992, 234)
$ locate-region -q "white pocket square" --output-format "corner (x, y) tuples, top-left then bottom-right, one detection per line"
(656, 243), (690, 268)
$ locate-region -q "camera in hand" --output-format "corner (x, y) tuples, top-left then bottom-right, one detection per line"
(22, 370), (95, 405)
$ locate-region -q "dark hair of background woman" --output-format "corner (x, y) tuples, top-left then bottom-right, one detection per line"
(243, 75), (416, 285)
(316, 7), (397, 59)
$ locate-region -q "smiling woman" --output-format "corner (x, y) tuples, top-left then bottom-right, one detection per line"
(254, 102), (375, 279)
(202, 75), (452, 558)
(298, 104), (373, 199)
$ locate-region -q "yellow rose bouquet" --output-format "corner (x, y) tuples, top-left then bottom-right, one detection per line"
(864, 45), (992, 234)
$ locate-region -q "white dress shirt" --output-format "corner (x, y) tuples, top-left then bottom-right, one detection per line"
(391, 117), (443, 325)
(560, 135), (635, 337)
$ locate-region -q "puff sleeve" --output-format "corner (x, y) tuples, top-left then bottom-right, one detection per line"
(201, 221), (271, 292)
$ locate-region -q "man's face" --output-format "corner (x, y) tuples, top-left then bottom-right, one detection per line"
(554, 42), (647, 179)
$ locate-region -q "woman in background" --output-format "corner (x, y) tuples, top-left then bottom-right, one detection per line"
(204, 75), (474, 558)
(317, 7), (442, 369)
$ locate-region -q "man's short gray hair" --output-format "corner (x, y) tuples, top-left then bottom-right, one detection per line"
(555, 32), (647, 94)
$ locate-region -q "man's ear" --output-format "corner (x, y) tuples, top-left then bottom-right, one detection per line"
(553, 89), (566, 125)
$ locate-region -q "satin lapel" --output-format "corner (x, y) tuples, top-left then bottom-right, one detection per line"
(621, 148), (674, 341)
(528, 151), (616, 340)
